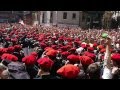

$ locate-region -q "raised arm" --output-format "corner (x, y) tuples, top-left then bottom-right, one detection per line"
(104, 37), (111, 69)
(102, 36), (113, 79)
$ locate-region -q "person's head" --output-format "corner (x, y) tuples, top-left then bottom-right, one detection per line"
(37, 57), (54, 75)
(8, 62), (30, 79)
(116, 49), (120, 54)
(14, 45), (22, 52)
(67, 54), (80, 65)
(112, 67), (120, 79)
(87, 47), (94, 53)
(111, 54), (120, 67)
(57, 64), (80, 79)
(1, 70), (9, 79)
(87, 63), (100, 79)
(0, 63), (7, 77)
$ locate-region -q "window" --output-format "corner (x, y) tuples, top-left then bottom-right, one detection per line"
(63, 12), (67, 19)
(87, 18), (90, 22)
(72, 13), (76, 19)
(42, 13), (45, 23)
(82, 15), (85, 21)
(50, 12), (53, 23)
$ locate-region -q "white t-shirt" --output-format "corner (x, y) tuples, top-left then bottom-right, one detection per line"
(116, 43), (119, 49)
(102, 48), (112, 79)
(76, 47), (84, 54)
(89, 43), (93, 47)
(102, 66), (112, 79)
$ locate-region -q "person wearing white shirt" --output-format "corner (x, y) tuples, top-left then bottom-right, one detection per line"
(102, 37), (113, 79)
(101, 36), (120, 79)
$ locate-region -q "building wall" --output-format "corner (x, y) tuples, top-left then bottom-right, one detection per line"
(57, 11), (80, 25)
(24, 14), (33, 25)
(36, 11), (104, 29)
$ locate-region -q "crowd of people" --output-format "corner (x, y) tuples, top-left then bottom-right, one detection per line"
(0, 23), (120, 79)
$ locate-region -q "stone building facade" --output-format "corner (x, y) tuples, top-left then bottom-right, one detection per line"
(32, 11), (104, 29)
(32, 11), (83, 27)
(0, 11), (104, 29)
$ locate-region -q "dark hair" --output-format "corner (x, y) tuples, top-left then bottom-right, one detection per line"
(112, 69), (120, 79)
(87, 63), (100, 79)
(116, 49), (120, 54)
(40, 66), (51, 72)
(113, 60), (120, 67)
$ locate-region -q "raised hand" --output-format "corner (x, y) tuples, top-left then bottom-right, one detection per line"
(106, 36), (112, 45)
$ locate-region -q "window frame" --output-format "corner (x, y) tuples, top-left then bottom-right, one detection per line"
(72, 13), (76, 20)
(63, 12), (67, 19)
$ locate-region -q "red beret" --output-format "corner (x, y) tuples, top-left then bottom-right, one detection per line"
(67, 54), (79, 63)
(7, 46), (15, 53)
(75, 38), (80, 41)
(67, 42), (73, 46)
(57, 64), (80, 79)
(66, 38), (73, 42)
(40, 43), (47, 49)
(1, 53), (18, 61)
(58, 38), (64, 41)
(1, 53), (9, 60)
(15, 32), (18, 35)
(14, 45), (22, 51)
(38, 38), (43, 42)
(97, 45), (104, 50)
(81, 44), (87, 48)
(5, 37), (10, 41)
(84, 51), (96, 60)
(61, 51), (70, 58)
(2, 48), (8, 53)
(30, 52), (38, 57)
(9, 54), (18, 61)
(22, 55), (37, 65)
(79, 56), (94, 66)
(37, 57), (54, 69)
(60, 46), (67, 51)
(45, 47), (54, 52)
(66, 45), (72, 50)
(69, 48), (76, 52)
(88, 47), (94, 52)
(0, 48), (3, 55)
(51, 37), (57, 40)
(27, 35), (30, 38)
(11, 38), (17, 42)
(34, 37), (38, 40)
(86, 44), (90, 47)
(45, 39), (48, 42)
(111, 54), (120, 63)
(58, 44), (63, 48)
(93, 43), (98, 47)
(46, 50), (57, 58)
(46, 33), (51, 36)
(51, 45), (57, 50)
(100, 48), (106, 53)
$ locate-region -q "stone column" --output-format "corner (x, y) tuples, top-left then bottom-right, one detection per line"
(79, 11), (82, 27)
(40, 11), (43, 25)
(53, 11), (58, 25)
(33, 12), (39, 25)
(45, 11), (51, 26)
